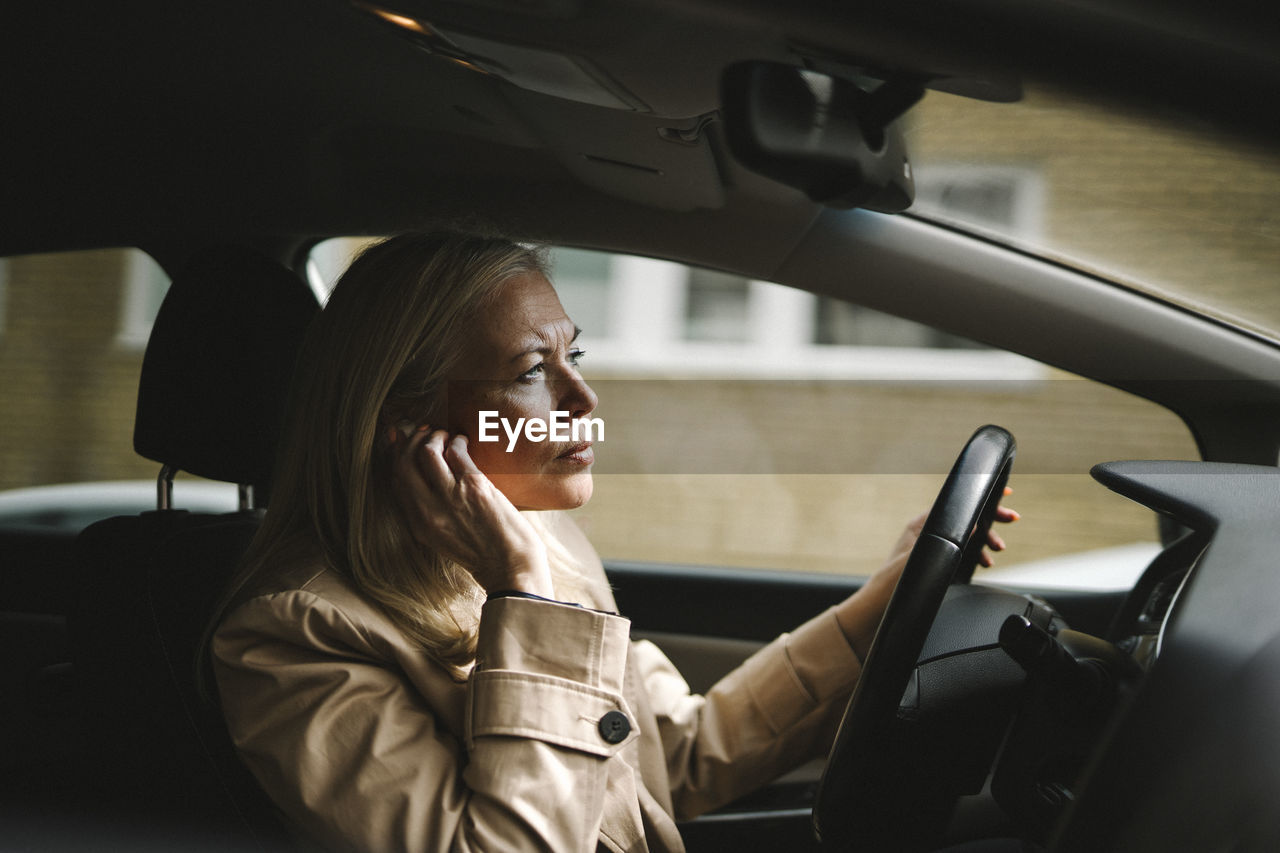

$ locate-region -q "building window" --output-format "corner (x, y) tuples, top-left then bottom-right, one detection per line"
(685, 267), (750, 343)
(550, 248), (612, 337)
(912, 164), (1046, 241)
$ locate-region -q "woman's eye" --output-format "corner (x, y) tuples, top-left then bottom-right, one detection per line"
(518, 350), (584, 382)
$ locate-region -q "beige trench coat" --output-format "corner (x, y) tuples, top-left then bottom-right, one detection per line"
(212, 533), (862, 852)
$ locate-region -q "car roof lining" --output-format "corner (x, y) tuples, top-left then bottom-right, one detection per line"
(6, 0), (1279, 258)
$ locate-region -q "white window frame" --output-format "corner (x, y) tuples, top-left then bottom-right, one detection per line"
(115, 249), (171, 349)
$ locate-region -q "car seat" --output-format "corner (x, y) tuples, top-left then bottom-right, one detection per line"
(66, 245), (318, 849)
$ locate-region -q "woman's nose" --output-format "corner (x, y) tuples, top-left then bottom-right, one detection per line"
(559, 373), (598, 418)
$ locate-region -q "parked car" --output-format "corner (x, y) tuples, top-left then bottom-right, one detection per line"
(3, 1), (1279, 851)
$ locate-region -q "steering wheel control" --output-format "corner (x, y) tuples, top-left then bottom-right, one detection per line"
(1000, 616), (1110, 708)
(993, 614), (1139, 841)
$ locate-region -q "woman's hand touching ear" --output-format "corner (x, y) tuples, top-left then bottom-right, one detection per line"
(388, 425), (554, 597)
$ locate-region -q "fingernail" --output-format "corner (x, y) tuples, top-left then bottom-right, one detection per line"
(1003, 486), (1014, 496)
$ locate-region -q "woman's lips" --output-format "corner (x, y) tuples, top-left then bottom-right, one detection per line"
(556, 442), (594, 464)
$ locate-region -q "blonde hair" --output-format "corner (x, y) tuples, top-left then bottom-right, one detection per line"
(226, 231), (595, 679)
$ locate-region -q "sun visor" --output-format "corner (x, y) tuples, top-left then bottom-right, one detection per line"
(508, 95), (727, 212)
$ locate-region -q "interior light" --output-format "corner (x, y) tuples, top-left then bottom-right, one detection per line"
(353, 3), (429, 35)
(445, 57), (490, 75)
(352, 2), (493, 73)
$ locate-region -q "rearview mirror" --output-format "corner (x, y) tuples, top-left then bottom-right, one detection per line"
(721, 62), (922, 213)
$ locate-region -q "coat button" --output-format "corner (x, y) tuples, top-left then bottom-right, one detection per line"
(597, 710), (631, 744)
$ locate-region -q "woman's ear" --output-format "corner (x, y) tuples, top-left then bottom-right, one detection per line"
(378, 405), (417, 441)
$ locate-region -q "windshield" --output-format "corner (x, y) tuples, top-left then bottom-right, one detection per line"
(906, 86), (1280, 343)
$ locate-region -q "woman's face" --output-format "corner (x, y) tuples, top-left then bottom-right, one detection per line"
(440, 271), (599, 511)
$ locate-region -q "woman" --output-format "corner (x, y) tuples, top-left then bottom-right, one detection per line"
(211, 231), (1014, 852)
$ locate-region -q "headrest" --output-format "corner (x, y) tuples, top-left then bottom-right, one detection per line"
(134, 246), (319, 491)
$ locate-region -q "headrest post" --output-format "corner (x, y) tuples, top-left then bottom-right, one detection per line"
(157, 464), (178, 511)
(238, 483), (256, 512)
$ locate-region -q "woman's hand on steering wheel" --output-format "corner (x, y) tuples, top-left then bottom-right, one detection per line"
(980, 489), (1020, 567)
(835, 494), (1019, 661)
(388, 424), (554, 598)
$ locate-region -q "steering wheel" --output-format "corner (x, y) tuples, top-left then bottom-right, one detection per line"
(813, 424), (1016, 851)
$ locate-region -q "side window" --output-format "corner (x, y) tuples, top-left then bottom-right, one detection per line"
(548, 249), (1198, 591)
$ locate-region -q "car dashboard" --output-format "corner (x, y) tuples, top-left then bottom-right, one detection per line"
(1045, 459), (1280, 852)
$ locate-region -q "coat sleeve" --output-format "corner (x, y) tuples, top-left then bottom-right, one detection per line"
(634, 606), (862, 820)
(212, 591), (636, 853)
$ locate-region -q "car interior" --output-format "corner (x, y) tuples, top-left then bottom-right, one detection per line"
(4, 1), (1280, 851)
